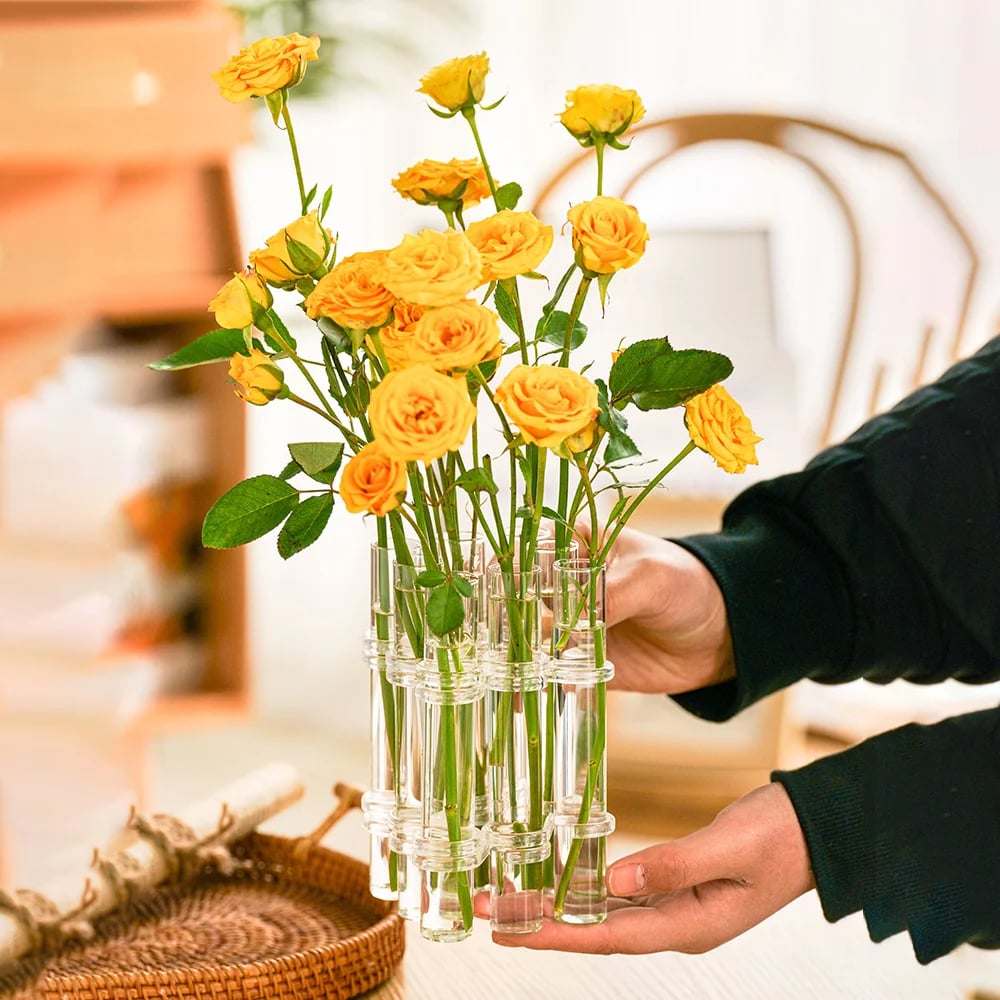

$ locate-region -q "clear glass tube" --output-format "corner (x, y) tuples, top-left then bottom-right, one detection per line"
(364, 543), (397, 901)
(416, 645), (483, 942)
(550, 559), (615, 924)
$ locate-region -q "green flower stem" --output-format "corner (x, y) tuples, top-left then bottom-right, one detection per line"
(280, 102), (309, 215)
(594, 136), (607, 197)
(438, 642), (474, 931)
(521, 446), (547, 577)
(597, 440), (697, 565)
(499, 278), (529, 365)
(460, 106), (499, 205)
(559, 276), (593, 368)
(284, 391), (361, 448)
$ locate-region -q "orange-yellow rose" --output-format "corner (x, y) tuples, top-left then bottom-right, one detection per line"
(392, 158), (491, 209)
(418, 53), (489, 111)
(559, 84), (646, 142)
(213, 33), (320, 102)
(208, 271), (271, 329)
(367, 300), (427, 371)
(228, 348), (285, 405)
(339, 443), (407, 516)
(566, 196), (649, 274)
(368, 364), (477, 463)
(684, 384), (762, 474)
(408, 300), (501, 373)
(495, 364), (599, 451)
(249, 211), (332, 285)
(464, 210), (554, 283)
(379, 229), (482, 307)
(304, 256), (396, 330)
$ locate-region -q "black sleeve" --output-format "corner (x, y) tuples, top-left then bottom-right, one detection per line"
(667, 335), (1000, 962)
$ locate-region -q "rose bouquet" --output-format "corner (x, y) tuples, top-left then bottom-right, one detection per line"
(152, 35), (761, 941)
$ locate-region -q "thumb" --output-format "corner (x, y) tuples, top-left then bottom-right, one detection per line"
(606, 825), (736, 898)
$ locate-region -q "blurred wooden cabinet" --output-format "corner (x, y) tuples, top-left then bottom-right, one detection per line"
(0, 2), (252, 736)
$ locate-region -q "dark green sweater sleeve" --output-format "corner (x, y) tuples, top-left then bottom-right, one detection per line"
(670, 336), (1000, 962)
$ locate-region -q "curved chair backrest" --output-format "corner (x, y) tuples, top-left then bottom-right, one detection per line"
(531, 112), (979, 447)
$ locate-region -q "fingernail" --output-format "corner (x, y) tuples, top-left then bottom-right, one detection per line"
(608, 863), (646, 896)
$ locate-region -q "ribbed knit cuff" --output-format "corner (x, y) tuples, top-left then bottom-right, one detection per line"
(669, 508), (853, 722)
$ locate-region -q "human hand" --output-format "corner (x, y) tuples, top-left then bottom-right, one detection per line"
(574, 523), (734, 694)
(492, 782), (815, 954)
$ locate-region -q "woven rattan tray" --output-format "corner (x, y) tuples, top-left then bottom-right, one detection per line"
(1, 832), (405, 1000)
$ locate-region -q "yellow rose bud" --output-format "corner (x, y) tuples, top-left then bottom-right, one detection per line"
(684, 384), (762, 474)
(213, 33), (321, 102)
(464, 210), (554, 283)
(566, 195), (650, 275)
(392, 158), (492, 209)
(418, 52), (490, 111)
(249, 211), (332, 285)
(304, 256), (396, 331)
(559, 84), (646, 143)
(495, 364), (599, 451)
(228, 348), (285, 406)
(407, 300), (501, 373)
(368, 364), (477, 463)
(208, 271), (271, 329)
(339, 442), (407, 516)
(367, 300), (427, 371)
(380, 229), (482, 307)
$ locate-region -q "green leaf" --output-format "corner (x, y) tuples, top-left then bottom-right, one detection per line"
(264, 88), (286, 126)
(426, 582), (466, 635)
(147, 328), (247, 371)
(596, 378), (628, 435)
(303, 183), (318, 211)
(609, 339), (734, 410)
(541, 263), (576, 317)
(515, 505), (567, 525)
(278, 460), (301, 480)
(202, 475), (299, 549)
(452, 576), (473, 598)
(537, 310), (587, 350)
(319, 185), (334, 221)
(416, 569), (447, 587)
(288, 442), (344, 484)
(277, 494), (334, 559)
(603, 427), (641, 464)
(494, 181), (522, 211)
(455, 467), (499, 495)
(318, 316), (352, 353)
(264, 309), (297, 353)
(493, 283), (520, 335)
(596, 272), (614, 313)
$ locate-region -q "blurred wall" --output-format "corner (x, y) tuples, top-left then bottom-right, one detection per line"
(233, 0), (1000, 735)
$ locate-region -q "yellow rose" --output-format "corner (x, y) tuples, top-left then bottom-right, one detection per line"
(380, 229), (482, 307)
(392, 158), (492, 209)
(368, 364), (477, 463)
(228, 348), (285, 406)
(367, 300), (427, 371)
(418, 52), (490, 111)
(559, 84), (646, 142)
(566, 195), (649, 274)
(464, 210), (554, 283)
(684, 384), (762, 474)
(339, 443), (407, 516)
(495, 364), (599, 451)
(304, 257), (396, 330)
(208, 271), (271, 329)
(408, 300), (501, 373)
(249, 211), (332, 285)
(213, 33), (320, 103)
